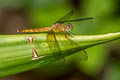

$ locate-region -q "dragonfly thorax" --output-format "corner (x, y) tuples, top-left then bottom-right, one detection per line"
(51, 23), (72, 32)
(51, 23), (66, 32)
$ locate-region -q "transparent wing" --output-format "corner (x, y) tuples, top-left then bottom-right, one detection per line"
(56, 10), (74, 23)
(62, 31), (88, 60)
(46, 30), (65, 63)
(58, 17), (93, 23)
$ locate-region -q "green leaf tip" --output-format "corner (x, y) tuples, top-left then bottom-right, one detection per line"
(0, 32), (120, 77)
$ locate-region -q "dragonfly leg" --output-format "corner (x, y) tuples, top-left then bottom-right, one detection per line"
(64, 32), (74, 44)
(26, 36), (40, 60)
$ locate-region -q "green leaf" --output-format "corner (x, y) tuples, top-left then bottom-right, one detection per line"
(0, 32), (120, 77)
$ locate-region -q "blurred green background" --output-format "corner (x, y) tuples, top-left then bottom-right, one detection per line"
(0, 0), (120, 80)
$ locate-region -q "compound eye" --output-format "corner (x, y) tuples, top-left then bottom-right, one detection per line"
(66, 23), (72, 30)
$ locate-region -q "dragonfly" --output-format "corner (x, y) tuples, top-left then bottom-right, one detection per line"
(17, 11), (93, 62)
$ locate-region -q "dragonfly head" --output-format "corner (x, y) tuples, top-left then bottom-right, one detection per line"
(65, 23), (73, 31)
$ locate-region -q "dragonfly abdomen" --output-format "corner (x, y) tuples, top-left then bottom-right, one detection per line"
(17, 27), (50, 33)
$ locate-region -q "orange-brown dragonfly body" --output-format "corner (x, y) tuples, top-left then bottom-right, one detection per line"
(17, 23), (72, 33)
